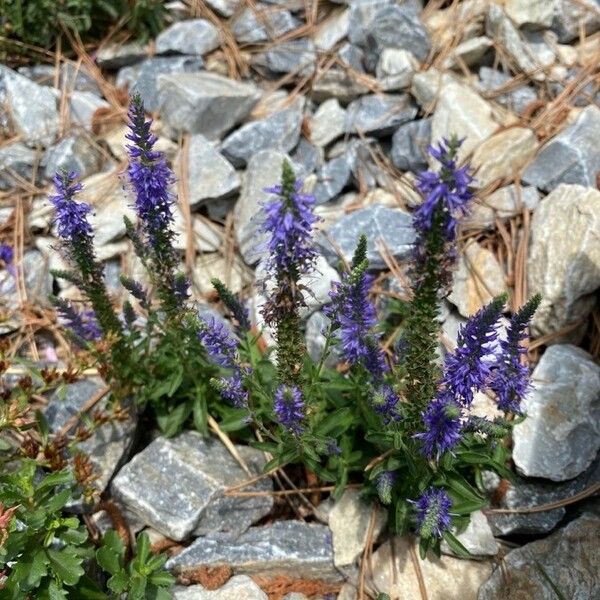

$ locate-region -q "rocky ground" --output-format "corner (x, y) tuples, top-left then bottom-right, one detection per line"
(1, 0), (600, 598)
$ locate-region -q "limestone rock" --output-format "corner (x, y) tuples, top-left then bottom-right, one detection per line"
(345, 93), (417, 137)
(522, 105), (600, 192)
(552, 0), (600, 43)
(96, 42), (146, 69)
(313, 8), (350, 51)
(232, 7), (300, 44)
(253, 39), (317, 76)
(513, 344), (600, 481)
(157, 72), (261, 139)
(443, 37), (493, 70)
(371, 537), (493, 600)
(42, 134), (103, 181)
(173, 576), (267, 600)
(310, 99), (346, 148)
(0, 142), (38, 190)
(449, 242), (507, 317)
(478, 66), (538, 115)
(478, 513), (600, 599)
(441, 511), (498, 557)
(311, 156), (352, 204)
(376, 48), (418, 91)
(505, 0), (555, 29)
(527, 184), (600, 339)
(155, 19), (220, 56)
(391, 118), (431, 173)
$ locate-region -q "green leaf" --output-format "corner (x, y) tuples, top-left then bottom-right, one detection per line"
(442, 531), (471, 559)
(129, 574), (148, 600)
(134, 532), (151, 564)
(46, 548), (85, 586)
(26, 550), (49, 588)
(35, 410), (50, 444)
(74, 575), (111, 599)
(96, 544), (122, 576)
(443, 473), (485, 504)
(148, 570), (176, 587)
(36, 469), (74, 494)
(47, 580), (68, 600)
(451, 499), (487, 515)
(107, 570), (129, 594)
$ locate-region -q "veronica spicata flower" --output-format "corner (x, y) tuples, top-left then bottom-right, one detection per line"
(0, 244), (13, 265)
(376, 471), (396, 505)
(489, 294), (541, 413)
(211, 277), (251, 333)
(273, 384), (305, 435)
(410, 487), (453, 539)
(414, 393), (463, 458)
(53, 297), (101, 344)
(198, 317), (248, 408)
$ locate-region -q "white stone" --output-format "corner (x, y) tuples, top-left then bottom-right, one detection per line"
(173, 575), (267, 600)
(443, 36), (493, 69)
(505, 0), (556, 29)
(310, 99), (347, 147)
(376, 48), (418, 91)
(441, 510), (499, 557)
(313, 8), (350, 51)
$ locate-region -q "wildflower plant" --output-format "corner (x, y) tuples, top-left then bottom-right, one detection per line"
(47, 101), (541, 562)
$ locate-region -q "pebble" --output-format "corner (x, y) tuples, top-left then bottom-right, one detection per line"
(505, 0), (555, 30)
(390, 117), (432, 173)
(311, 156), (352, 204)
(67, 90), (110, 131)
(157, 72), (261, 139)
(345, 93), (417, 137)
(527, 184), (600, 340)
(513, 344), (600, 482)
(232, 6), (300, 44)
(522, 105), (600, 192)
(0, 250), (53, 311)
(376, 48), (419, 91)
(95, 42), (146, 69)
(221, 107), (303, 167)
(253, 39), (317, 77)
(42, 134), (103, 181)
(477, 67), (538, 115)
(0, 142), (38, 190)
(552, 0), (600, 43)
(155, 19), (220, 56)
(319, 204), (415, 270)
(312, 69), (370, 104)
(313, 7), (350, 51)
(173, 576), (267, 600)
(478, 513), (600, 599)
(310, 99), (346, 148)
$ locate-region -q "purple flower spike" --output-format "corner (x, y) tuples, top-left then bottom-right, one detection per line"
(0, 244), (13, 265)
(415, 393), (463, 458)
(372, 385), (401, 424)
(273, 384), (305, 434)
(50, 171), (92, 244)
(410, 487), (453, 539)
(376, 471), (396, 505)
(54, 298), (101, 343)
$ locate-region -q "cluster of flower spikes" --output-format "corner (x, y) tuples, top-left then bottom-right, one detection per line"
(125, 93), (188, 312)
(325, 235), (401, 424)
(409, 487), (453, 539)
(258, 161), (321, 435)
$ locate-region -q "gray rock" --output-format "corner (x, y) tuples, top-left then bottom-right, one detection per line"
(0, 250), (52, 311)
(253, 39), (317, 76)
(157, 72), (261, 139)
(117, 56), (204, 112)
(551, 0), (600, 43)
(312, 69), (370, 104)
(478, 67), (538, 115)
(443, 36), (494, 70)
(45, 378), (137, 500)
(523, 105), (600, 192)
(173, 576), (267, 600)
(342, 138), (388, 189)
(310, 98), (346, 148)
(513, 344), (600, 481)
(338, 43), (365, 72)
(221, 108), (302, 167)
(0, 142), (38, 190)
(42, 134), (103, 180)
(390, 118), (431, 172)
(19, 63), (101, 95)
(313, 7), (350, 51)
(291, 137), (323, 176)
(167, 520), (338, 581)
(232, 7), (300, 44)
(68, 91), (110, 131)
(235, 150), (290, 264)
(376, 48), (418, 91)
(112, 431), (273, 541)
(95, 42), (146, 69)
(306, 312), (340, 368)
(0, 65), (59, 146)
(505, 0), (555, 29)
(345, 93), (417, 137)
(487, 457), (600, 535)
(178, 134), (240, 207)
(155, 19), (220, 56)
(478, 513), (600, 600)
(527, 184), (600, 340)
(350, 2), (431, 65)
(319, 204), (415, 270)
(441, 510), (498, 557)
(205, 0), (241, 17)
(312, 156), (352, 204)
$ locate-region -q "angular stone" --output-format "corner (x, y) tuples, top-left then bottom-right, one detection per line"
(313, 7), (350, 51)
(376, 48), (418, 91)
(319, 205), (415, 270)
(391, 118), (431, 173)
(305, 312), (340, 368)
(464, 185), (539, 230)
(156, 19), (220, 56)
(0, 141), (37, 190)
(487, 457), (600, 535)
(292, 137), (323, 176)
(177, 134), (240, 207)
(172, 210), (223, 253)
(221, 108), (302, 167)
(443, 36), (493, 69)
(513, 344), (600, 481)
(0, 65), (59, 146)
(192, 253), (250, 296)
(338, 43), (365, 72)
(523, 106), (600, 192)
(45, 378), (136, 501)
(312, 69), (370, 104)
(349, 2), (431, 63)
(117, 56), (203, 112)
(232, 7), (300, 44)
(477, 67), (538, 115)
(528, 184), (600, 339)
(157, 72), (261, 139)
(96, 42), (146, 69)
(253, 39), (317, 76)
(449, 242), (507, 317)
(235, 150), (290, 264)
(311, 156), (352, 204)
(173, 576), (267, 600)
(440, 511), (498, 557)
(167, 520), (338, 581)
(112, 432), (273, 541)
(431, 80), (499, 162)
(410, 68), (455, 112)
(471, 127), (538, 188)
(479, 513), (600, 600)
(328, 489), (386, 567)
(205, 0), (241, 17)
(42, 134), (103, 180)
(68, 91), (110, 131)
(486, 5), (544, 81)
(345, 93), (417, 137)
(425, 0), (488, 50)
(552, 0), (600, 43)
(371, 537), (493, 600)
(19, 63), (100, 95)
(505, 0), (555, 29)
(310, 99), (346, 148)
(0, 250), (52, 312)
